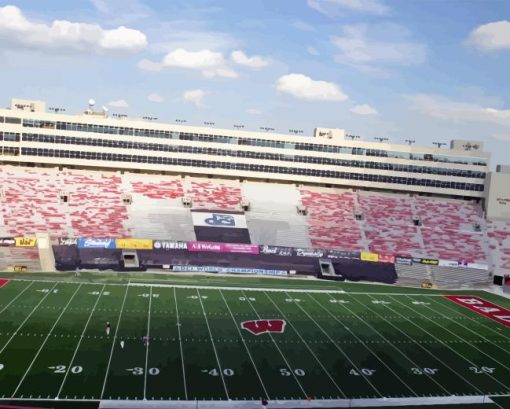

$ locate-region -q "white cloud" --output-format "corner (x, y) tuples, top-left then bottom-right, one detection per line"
(332, 24), (426, 73)
(351, 104), (378, 115)
(291, 21), (316, 32)
(466, 21), (510, 52)
(147, 93), (164, 103)
(307, 0), (389, 16)
(230, 50), (270, 69)
(407, 94), (510, 126)
(183, 89), (207, 107)
(246, 108), (262, 115)
(108, 99), (129, 108)
(0, 5), (147, 54)
(306, 46), (320, 56)
(137, 58), (163, 72)
(147, 48), (238, 78)
(275, 73), (348, 101)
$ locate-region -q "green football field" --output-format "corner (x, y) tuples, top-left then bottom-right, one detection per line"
(1, 278), (510, 407)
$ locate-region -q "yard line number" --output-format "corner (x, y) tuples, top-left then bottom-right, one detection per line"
(411, 367), (438, 375)
(349, 368), (376, 376)
(202, 368), (234, 376)
(126, 367), (160, 375)
(280, 368), (305, 376)
(469, 366), (495, 374)
(49, 365), (83, 374)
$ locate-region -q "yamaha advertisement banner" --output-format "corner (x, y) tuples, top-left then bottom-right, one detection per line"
(77, 238), (116, 249)
(0, 237), (16, 247)
(153, 240), (188, 250)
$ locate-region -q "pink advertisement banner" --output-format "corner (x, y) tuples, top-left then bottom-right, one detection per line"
(187, 241), (259, 254)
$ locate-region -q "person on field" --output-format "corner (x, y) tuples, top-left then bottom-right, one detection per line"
(105, 321), (111, 336)
(143, 335), (149, 347)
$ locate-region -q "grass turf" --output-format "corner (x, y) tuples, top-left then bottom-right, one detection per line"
(0, 278), (509, 406)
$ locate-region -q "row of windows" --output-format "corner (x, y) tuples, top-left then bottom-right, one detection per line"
(0, 147), (19, 156)
(21, 133), (486, 179)
(1, 117), (22, 124)
(14, 117), (488, 167)
(20, 147), (485, 192)
(0, 132), (20, 142)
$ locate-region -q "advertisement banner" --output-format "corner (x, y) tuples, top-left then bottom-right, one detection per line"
(325, 249), (361, 259)
(294, 248), (325, 258)
(58, 238), (78, 246)
(15, 237), (37, 247)
(153, 240), (188, 250)
(445, 295), (510, 328)
(438, 260), (459, 267)
(259, 245), (293, 257)
(0, 237), (16, 247)
(172, 265), (287, 276)
(360, 251), (379, 262)
(395, 256), (413, 265)
(187, 241), (259, 254)
(115, 238), (153, 250)
(413, 257), (439, 266)
(77, 238), (116, 249)
(191, 212), (247, 229)
(378, 254), (395, 264)
(466, 263), (489, 271)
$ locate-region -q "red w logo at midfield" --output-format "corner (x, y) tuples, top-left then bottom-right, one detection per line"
(241, 319), (286, 335)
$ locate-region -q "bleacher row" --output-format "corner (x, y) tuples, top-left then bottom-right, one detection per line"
(0, 165), (508, 279)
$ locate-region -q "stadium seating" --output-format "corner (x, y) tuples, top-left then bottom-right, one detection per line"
(487, 219), (510, 274)
(185, 178), (242, 210)
(300, 188), (365, 251)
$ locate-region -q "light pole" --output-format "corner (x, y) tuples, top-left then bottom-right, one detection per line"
(374, 137), (389, 143)
(346, 134), (360, 141)
(405, 139), (415, 145)
(432, 142), (446, 149)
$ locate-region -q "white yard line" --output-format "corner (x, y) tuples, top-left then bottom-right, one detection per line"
(100, 283), (130, 399)
(263, 291), (347, 399)
(428, 296), (510, 342)
(307, 292), (421, 397)
(0, 282), (59, 355)
(0, 281), (34, 315)
(388, 295), (510, 381)
(56, 284), (106, 398)
(196, 288), (230, 400)
(371, 294), (510, 392)
(241, 290), (308, 399)
(12, 283), (83, 397)
(143, 286), (153, 400)
(405, 295), (510, 358)
(344, 292), (483, 394)
(173, 287), (188, 400)
(218, 289), (269, 400)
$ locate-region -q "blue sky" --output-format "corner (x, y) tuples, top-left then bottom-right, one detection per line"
(0, 0), (509, 168)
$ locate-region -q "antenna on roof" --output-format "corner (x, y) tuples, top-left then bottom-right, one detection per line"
(88, 99), (96, 111)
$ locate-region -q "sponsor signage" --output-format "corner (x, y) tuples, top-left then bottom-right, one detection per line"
(325, 250), (360, 259)
(77, 238), (116, 249)
(438, 260), (459, 267)
(187, 241), (259, 254)
(395, 256), (413, 265)
(360, 251), (379, 262)
(15, 237), (37, 247)
(58, 238), (78, 246)
(378, 254), (395, 264)
(259, 245), (293, 256)
(294, 248), (325, 258)
(466, 263), (489, 271)
(153, 240), (188, 250)
(115, 238), (153, 250)
(191, 212), (247, 229)
(445, 295), (510, 328)
(413, 257), (439, 265)
(172, 265), (287, 276)
(14, 265), (27, 272)
(0, 237), (16, 247)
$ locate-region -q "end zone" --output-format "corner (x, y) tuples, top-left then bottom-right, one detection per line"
(0, 279), (11, 288)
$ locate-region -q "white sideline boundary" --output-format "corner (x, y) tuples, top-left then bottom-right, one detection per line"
(97, 395), (501, 408)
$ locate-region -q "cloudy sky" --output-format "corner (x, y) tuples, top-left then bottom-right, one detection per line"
(0, 0), (509, 168)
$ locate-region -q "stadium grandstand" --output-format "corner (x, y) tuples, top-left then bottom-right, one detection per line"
(1, 98), (510, 409)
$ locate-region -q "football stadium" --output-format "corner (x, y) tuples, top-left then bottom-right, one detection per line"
(0, 96), (510, 409)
